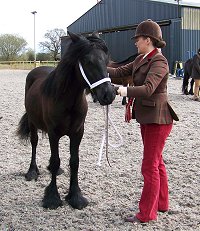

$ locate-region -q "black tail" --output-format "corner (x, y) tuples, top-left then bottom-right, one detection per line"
(17, 112), (30, 141)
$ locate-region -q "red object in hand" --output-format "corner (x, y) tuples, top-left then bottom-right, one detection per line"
(125, 98), (133, 123)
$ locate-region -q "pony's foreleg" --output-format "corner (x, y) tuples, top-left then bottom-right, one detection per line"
(25, 124), (40, 181)
(43, 133), (62, 209)
(189, 78), (194, 95)
(65, 128), (88, 209)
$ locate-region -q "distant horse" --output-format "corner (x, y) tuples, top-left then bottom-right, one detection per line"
(17, 32), (116, 210)
(182, 58), (194, 95)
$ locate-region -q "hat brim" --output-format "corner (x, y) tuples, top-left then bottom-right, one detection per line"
(130, 35), (140, 40)
(131, 34), (162, 42)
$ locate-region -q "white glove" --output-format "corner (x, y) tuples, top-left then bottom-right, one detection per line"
(117, 86), (127, 97)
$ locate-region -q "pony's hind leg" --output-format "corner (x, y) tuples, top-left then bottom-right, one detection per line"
(25, 123), (40, 181)
(65, 128), (89, 209)
(43, 133), (62, 209)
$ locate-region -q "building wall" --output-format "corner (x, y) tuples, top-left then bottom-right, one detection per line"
(63, 0), (200, 72)
(181, 6), (200, 60)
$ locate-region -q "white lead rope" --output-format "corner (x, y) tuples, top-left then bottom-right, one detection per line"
(97, 105), (123, 166)
(78, 61), (122, 166)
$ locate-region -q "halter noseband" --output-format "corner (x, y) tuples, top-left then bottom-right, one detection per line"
(79, 62), (111, 89)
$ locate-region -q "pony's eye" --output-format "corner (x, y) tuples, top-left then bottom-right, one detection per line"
(83, 59), (93, 66)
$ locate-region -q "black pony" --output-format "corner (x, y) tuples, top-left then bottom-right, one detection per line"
(182, 58), (194, 95)
(17, 32), (116, 210)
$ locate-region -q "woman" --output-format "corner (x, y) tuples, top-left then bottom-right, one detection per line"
(191, 48), (200, 101)
(108, 19), (179, 223)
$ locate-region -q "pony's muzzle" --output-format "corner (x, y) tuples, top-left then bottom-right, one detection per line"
(94, 83), (116, 105)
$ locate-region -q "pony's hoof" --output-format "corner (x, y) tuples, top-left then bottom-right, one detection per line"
(42, 186), (63, 209)
(65, 193), (89, 210)
(25, 169), (40, 181)
(42, 197), (63, 209)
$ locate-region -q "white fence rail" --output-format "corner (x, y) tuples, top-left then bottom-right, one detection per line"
(0, 61), (59, 70)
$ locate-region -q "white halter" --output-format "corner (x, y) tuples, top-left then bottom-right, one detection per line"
(78, 62), (111, 89)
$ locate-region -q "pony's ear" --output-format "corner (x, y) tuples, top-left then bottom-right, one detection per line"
(67, 31), (80, 42)
(92, 31), (100, 38)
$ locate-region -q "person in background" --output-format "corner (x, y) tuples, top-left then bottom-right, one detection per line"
(191, 48), (200, 101)
(108, 19), (179, 223)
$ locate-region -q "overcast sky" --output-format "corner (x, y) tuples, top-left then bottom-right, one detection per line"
(0, 0), (97, 50)
(0, 0), (199, 51)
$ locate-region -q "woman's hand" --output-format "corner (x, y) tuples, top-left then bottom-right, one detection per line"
(117, 86), (127, 97)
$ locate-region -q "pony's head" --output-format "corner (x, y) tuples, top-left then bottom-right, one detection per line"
(67, 32), (116, 105)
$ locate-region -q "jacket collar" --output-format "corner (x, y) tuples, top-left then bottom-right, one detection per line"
(133, 48), (159, 73)
(146, 48), (158, 59)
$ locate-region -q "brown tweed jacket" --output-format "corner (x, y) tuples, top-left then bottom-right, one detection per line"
(108, 49), (179, 124)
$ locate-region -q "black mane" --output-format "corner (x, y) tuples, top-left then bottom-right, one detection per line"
(42, 35), (108, 100)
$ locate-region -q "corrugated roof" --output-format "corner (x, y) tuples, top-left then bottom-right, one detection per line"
(67, 0), (178, 33)
(150, 0), (200, 7)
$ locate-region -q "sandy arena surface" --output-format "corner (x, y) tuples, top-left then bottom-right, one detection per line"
(0, 69), (199, 231)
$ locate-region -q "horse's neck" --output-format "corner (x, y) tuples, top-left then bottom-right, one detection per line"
(61, 69), (85, 99)
(57, 82), (85, 110)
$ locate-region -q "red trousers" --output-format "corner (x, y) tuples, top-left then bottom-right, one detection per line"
(136, 123), (173, 222)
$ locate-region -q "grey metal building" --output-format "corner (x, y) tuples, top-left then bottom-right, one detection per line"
(62, 0), (200, 72)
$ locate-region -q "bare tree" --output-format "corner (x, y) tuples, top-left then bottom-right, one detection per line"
(40, 28), (66, 61)
(0, 34), (27, 61)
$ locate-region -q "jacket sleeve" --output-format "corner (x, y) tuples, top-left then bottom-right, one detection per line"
(107, 62), (133, 78)
(127, 55), (169, 98)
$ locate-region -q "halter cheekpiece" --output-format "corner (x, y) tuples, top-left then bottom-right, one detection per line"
(79, 62), (111, 89)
